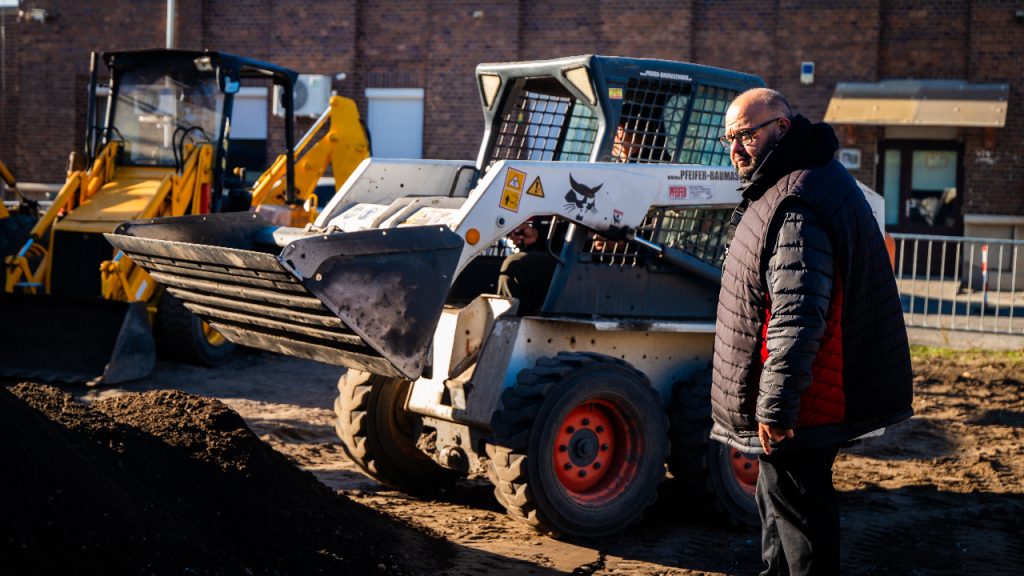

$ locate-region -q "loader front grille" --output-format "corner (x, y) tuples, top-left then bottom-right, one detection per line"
(50, 230), (112, 298)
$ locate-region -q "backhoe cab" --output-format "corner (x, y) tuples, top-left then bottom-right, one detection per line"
(0, 49), (369, 384)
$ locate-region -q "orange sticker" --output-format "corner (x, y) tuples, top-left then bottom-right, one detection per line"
(500, 167), (527, 212)
(527, 176), (545, 198)
(500, 188), (521, 212)
(504, 168), (526, 191)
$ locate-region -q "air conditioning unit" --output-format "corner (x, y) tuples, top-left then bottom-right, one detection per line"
(273, 74), (332, 118)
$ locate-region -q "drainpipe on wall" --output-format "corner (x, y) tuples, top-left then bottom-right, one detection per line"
(166, 0), (174, 49)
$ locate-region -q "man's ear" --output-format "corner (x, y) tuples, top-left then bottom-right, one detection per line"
(777, 116), (792, 138)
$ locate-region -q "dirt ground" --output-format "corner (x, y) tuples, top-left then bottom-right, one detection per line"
(3, 347), (1023, 575)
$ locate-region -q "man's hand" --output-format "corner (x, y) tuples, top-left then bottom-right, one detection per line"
(509, 223), (539, 249)
(758, 423), (794, 454)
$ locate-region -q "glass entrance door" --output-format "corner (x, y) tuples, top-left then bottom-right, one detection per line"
(877, 141), (962, 235)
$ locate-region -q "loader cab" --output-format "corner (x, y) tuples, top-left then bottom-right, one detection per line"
(475, 56), (760, 171)
(104, 58), (225, 168)
(43, 50), (300, 300)
(469, 56), (763, 319)
(94, 49), (300, 208)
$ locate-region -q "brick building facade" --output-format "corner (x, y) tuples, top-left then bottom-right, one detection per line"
(1, 0), (1021, 236)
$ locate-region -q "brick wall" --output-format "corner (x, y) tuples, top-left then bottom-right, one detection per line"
(422, 1), (520, 160)
(881, 0), (969, 79)
(4, 0), (178, 183)
(693, 0), (780, 86)
(2, 0), (1021, 219)
(963, 1), (1023, 216)
(774, 1), (881, 120)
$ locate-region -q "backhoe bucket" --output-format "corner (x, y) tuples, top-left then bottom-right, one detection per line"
(105, 212), (464, 381)
(0, 293), (155, 384)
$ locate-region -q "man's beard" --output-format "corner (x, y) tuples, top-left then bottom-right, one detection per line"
(736, 136), (778, 181)
(737, 155), (760, 180)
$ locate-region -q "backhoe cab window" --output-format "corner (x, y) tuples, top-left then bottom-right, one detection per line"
(111, 69), (224, 167)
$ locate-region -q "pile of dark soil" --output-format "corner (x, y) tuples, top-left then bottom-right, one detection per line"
(0, 383), (449, 575)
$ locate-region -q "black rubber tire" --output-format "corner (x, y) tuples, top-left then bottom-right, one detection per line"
(0, 212), (35, 260)
(154, 291), (235, 366)
(333, 369), (458, 491)
(667, 369), (759, 529)
(486, 352), (669, 538)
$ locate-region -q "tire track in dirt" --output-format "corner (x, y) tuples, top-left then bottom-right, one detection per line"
(60, 348), (1024, 575)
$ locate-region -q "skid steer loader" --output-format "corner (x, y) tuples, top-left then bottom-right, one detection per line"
(1, 48), (369, 384)
(108, 55), (888, 538)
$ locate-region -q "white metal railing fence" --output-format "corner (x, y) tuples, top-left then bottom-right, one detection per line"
(892, 233), (1024, 335)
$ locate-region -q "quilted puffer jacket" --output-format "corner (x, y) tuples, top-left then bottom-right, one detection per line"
(710, 115), (913, 453)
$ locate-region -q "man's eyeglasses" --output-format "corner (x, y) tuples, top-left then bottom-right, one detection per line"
(718, 117), (784, 148)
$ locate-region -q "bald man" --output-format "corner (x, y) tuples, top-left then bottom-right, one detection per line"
(710, 88), (913, 575)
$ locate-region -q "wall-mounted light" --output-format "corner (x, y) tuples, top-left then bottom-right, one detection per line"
(18, 8), (50, 23)
(1015, 9), (1024, 23)
(800, 61), (815, 85)
(472, 10), (485, 19)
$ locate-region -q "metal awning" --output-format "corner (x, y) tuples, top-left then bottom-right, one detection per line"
(824, 80), (1009, 127)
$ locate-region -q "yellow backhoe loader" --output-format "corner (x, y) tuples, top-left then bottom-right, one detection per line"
(0, 49), (369, 384)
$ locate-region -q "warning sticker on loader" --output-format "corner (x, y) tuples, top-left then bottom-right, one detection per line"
(609, 87), (623, 100)
(526, 176), (545, 198)
(500, 168), (527, 212)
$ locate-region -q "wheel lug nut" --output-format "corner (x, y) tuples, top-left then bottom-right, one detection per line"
(595, 425), (604, 433)
(593, 462), (602, 470)
(566, 426), (575, 433)
(564, 463), (572, 470)
(601, 443), (609, 451)
(559, 445), (567, 452)
(578, 470), (587, 478)
(582, 418), (590, 426)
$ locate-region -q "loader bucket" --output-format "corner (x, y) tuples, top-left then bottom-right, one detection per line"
(0, 293), (155, 384)
(105, 211), (465, 381)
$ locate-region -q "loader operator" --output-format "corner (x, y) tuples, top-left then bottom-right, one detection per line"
(497, 219), (556, 315)
(498, 118), (643, 311)
(710, 87), (913, 576)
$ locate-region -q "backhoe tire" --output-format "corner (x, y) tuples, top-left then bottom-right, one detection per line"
(667, 370), (759, 529)
(334, 370), (457, 492)
(154, 292), (235, 366)
(486, 352), (668, 538)
(0, 212), (35, 259)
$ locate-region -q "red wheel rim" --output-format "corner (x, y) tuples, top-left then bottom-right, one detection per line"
(729, 447), (759, 495)
(551, 399), (640, 504)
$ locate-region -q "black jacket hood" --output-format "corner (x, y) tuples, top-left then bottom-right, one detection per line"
(742, 114), (839, 201)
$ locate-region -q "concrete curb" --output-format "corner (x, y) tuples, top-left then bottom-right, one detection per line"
(907, 326), (1024, 350)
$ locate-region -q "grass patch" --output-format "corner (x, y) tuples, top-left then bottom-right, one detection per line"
(910, 345), (1024, 363)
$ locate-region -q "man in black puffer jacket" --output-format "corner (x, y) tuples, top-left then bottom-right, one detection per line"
(711, 88), (913, 575)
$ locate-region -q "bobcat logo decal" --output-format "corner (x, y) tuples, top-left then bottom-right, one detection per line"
(564, 174), (602, 221)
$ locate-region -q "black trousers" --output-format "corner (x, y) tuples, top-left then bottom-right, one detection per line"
(756, 446), (841, 576)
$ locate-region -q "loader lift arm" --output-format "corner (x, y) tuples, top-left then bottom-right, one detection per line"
(250, 95), (370, 227)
